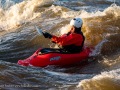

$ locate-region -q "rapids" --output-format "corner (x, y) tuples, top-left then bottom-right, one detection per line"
(0, 0), (120, 89)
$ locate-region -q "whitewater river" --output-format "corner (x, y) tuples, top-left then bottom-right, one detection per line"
(0, 0), (120, 90)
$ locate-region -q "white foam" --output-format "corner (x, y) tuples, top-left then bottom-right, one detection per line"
(0, 0), (54, 31)
(60, 3), (120, 19)
(60, 24), (71, 35)
(77, 69), (120, 90)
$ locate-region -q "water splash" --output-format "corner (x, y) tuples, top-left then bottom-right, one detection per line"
(77, 69), (120, 90)
(0, 0), (54, 31)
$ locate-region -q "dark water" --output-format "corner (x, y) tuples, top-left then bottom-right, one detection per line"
(0, 0), (120, 90)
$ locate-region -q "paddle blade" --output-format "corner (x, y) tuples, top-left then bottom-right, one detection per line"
(35, 26), (43, 35)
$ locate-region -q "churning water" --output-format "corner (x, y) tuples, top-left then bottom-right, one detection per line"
(0, 0), (120, 89)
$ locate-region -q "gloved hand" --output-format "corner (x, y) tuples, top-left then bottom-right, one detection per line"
(42, 32), (52, 39)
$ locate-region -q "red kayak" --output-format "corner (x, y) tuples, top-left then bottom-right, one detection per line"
(17, 47), (92, 67)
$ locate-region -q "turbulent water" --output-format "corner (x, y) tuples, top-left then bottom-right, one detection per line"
(0, 0), (120, 90)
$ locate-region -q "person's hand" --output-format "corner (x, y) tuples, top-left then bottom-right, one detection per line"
(52, 41), (56, 43)
(43, 32), (52, 39)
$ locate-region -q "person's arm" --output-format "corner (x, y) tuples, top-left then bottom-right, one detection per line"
(51, 34), (82, 46)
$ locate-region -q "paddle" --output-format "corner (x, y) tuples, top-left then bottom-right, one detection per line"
(35, 26), (52, 39)
(35, 26), (44, 35)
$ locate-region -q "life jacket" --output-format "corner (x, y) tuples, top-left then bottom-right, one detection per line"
(62, 31), (85, 53)
(51, 31), (85, 53)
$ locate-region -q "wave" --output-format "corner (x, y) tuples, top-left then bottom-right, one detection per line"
(77, 68), (120, 90)
(0, 0), (120, 60)
(0, 0), (54, 31)
(0, 1), (120, 89)
(0, 2), (120, 54)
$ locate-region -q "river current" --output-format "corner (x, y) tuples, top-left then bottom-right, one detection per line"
(0, 0), (120, 90)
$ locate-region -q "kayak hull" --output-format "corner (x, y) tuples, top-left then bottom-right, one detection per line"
(17, 47), (92, 67)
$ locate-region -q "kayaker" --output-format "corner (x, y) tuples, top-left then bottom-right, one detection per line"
(42, 18), (85, 53)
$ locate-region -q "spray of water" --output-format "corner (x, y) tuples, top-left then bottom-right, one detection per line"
(0, 0), (54, 31)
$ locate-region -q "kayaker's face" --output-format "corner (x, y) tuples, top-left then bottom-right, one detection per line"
(69, 26), (75, 33)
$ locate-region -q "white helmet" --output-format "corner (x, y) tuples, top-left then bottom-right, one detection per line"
(70, 18), (83, 28)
